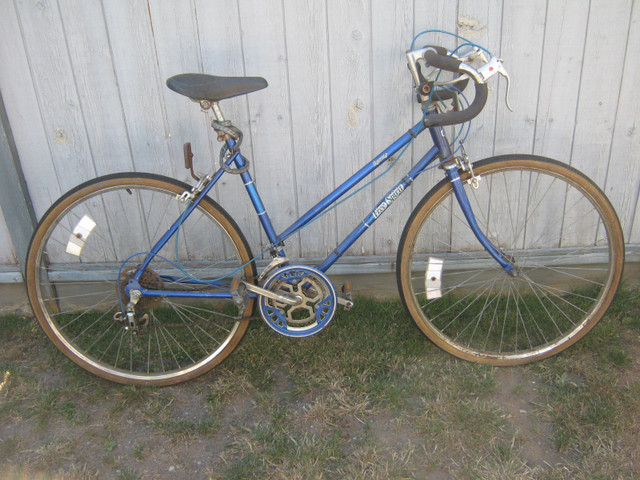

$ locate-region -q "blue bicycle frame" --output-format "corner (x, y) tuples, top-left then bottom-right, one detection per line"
(127, 117), (515, 301)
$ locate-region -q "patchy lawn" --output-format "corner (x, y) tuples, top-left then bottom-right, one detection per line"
(1, 287), (639, 479)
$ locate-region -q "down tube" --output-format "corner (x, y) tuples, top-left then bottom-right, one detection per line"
(279, 121), (428, 241)
(316, 145), (441, 272)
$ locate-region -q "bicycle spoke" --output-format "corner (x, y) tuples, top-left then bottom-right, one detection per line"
(28, 175), (255, 384)
(166, 302), (215, 354)
(399, 158), (622, 364)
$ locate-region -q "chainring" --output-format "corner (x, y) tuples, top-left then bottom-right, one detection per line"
(258, 265), (337, 338)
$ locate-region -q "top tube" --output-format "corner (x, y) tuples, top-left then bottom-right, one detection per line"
(278, 119), (429, 242)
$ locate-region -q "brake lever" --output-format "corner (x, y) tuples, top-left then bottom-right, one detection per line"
(477, 57), (514, 112)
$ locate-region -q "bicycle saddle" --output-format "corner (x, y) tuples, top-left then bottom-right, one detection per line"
(166, 74), (268, 101)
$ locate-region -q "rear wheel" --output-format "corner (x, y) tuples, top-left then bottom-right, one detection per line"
(397, 155), (624, 364)
(26, 173), (256, 385)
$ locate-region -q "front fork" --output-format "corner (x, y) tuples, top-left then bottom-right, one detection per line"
(120, 123), (517, 327)
(444, 163), (517, 275)
(428, 126), (517, 276)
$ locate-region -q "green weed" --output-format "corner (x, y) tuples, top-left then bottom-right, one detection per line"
(2, 288), (640, 479)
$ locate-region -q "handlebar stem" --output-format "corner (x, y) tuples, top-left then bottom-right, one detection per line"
(407, 45), (490, 127)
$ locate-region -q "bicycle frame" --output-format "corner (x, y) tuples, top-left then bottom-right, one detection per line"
(128, 115), (514, 302)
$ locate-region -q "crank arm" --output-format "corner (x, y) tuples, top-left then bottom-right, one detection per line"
(243, 282), (302, 306)
(337, 296), (354, 310)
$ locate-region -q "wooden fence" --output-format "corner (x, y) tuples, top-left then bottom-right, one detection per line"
(1, 0), (638, 279)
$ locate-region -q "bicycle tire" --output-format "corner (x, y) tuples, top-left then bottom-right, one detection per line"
(26, 173), (256, 385)
(397, 155), (624, 365)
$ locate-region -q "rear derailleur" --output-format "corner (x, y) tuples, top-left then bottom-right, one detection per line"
(113, 288), (150, 333)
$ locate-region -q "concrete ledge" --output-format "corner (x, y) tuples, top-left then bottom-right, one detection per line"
(0, 264), (23, 283)
(4, 244), (640, 283)
(3, 250), (639, 313)
(0, 282), (29, 314)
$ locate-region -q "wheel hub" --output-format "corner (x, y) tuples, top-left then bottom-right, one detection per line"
(118, 266), (164, 312)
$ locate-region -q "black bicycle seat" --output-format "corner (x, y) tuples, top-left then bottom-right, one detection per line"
(166, 74), (268, 101)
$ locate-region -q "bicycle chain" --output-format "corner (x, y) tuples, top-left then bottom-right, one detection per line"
(117, 266), (258, 330)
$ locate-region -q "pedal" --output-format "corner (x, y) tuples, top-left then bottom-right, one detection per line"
(337, 281), (354, 311)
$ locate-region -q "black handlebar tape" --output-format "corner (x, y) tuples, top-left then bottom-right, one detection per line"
(423, 83), (489, 127)
(424, 45), (449, 56)
(423, 50), (462, 73)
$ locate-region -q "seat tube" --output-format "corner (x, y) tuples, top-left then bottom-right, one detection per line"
(211, 103), (281, 251)
(240, 168), (280, 247)
(227, 148), (281, 249)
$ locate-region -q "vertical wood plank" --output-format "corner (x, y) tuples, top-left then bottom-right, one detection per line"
(194, 0), (263, 253)
(326, 0), (373, 256)
(482, 1), (547, 253)
(456, 0), (504, 160)
(237, 0), (300, 257)
(0, 0), (57, 217)
(371, 0), (414, 255)
(146, 0), (231, 261)
(533, 0), (588, 160)
(282, 0), (335, 257)
(101, 0), (175, 176)
(494, 0), (546, 156)
(148, 0), (207, 185)
(14, 0), (96, 191)
(58, 0), (135, 175)
(607, 3), (640, 242)
(99, 0), (188, 262)
(569, 0), (632, 185)
(565, 1), (632, 246)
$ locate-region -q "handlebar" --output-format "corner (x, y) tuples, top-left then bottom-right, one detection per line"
(406, 45), (496, 127)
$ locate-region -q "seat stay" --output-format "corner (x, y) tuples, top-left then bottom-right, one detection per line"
(130, 101), (516, 301)
(129, 164), (224, 284)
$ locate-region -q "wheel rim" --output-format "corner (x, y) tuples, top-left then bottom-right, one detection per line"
(28, 176), (254, 384)
(400, 159), (623, 363)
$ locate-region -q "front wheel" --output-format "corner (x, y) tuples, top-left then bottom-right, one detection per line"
(26, 173), (256, 385)
(397, 155), (624, 365)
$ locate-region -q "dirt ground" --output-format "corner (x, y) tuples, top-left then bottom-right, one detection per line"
(1, 280), (639, 479)
(1, 360), (574, 479)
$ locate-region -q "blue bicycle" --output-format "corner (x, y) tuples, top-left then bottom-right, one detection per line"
(25, 37), (625, 385)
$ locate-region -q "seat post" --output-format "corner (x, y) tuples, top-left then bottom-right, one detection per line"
(211, 102), (225, 122)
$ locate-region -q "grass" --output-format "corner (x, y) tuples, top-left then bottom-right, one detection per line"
(1, 285), (640, 478)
